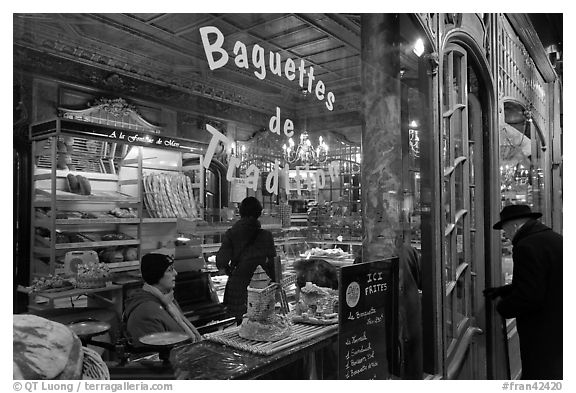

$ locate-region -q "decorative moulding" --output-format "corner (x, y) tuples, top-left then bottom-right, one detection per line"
(58, 98), (162, 134)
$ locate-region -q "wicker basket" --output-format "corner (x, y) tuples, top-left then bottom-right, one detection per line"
(81, 346), (110, 380)
(76, 276), (110, 289)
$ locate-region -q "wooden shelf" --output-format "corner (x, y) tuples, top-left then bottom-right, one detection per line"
(34, 168), (120, 181)
(49, 239), (140, 250)
(201, 243), (222, 253)
(35, 188), (139, 203)
(142, 217), (178, 224)
(34, 240), (140, 256)
(141, 164), (182, 172)
(307, 240), (362, 246)
(53, 260), (140, 274)
(31, 284), (123, 300)
(180, 222), (281, 236)
(106, 260), (140, 272)
(50, 218), (140, 225)
(194, 225), (232, 235)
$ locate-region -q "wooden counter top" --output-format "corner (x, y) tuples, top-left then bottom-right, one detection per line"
(170, 324), (338, 379)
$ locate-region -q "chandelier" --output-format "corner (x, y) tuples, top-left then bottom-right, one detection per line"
(282, 131), (329, 166)
(409, 120), (420, 158)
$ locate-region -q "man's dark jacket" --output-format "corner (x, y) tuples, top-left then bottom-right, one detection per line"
(497, 219), (563, 380)
(216, 217), (276, 321)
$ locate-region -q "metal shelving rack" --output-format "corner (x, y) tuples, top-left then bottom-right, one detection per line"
(29, 103), (207, 281)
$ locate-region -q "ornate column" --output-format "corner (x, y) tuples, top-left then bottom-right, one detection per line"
(361, 14), (403, 261)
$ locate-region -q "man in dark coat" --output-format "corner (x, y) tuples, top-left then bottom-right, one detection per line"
(216, 197), (277, 324)
(485, 205), (562, 380)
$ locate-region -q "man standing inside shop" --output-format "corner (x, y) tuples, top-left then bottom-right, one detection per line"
(485, 204), (563, 380)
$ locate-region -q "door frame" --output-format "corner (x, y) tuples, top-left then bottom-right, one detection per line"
(438, 29), (499, 379)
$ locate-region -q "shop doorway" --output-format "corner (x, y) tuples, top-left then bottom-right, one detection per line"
(498, 100), (547, 379)
(440, 43), (488, 379)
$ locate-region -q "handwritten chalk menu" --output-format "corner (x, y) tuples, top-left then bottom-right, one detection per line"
(338, 258), (398, 380)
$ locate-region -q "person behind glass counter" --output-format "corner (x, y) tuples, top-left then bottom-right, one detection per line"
(216, 196), (277, 324)
(485, 204), (562, 380)
(124, 253), (202, 346)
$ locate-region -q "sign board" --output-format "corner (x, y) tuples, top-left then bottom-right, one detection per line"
(31, 119), (204, 154)
(230, 178), (247, 203)
(338, 258), (398, 380)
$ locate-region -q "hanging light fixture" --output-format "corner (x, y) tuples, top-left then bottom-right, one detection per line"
(408, 120), (420, 158)
(282, 131), (329, 166)
(283, 90), (329, 166)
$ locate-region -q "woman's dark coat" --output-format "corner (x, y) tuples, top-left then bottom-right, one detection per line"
(496, 219), (563, 380)
(215, 217), (276, 321)
(124, 289), (186, 347)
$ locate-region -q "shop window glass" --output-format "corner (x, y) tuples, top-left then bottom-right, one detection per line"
(443, 55), (451, 109)
(442, 120), (450, 164)
(530, 133), (545, 213)
(445, 288), (454, 338)
(455, 165), (464, 212)
(500, 102), (546, 284)
(455, 271), (467, 327)
(500, 102), (532, 206)
(469, 142), (475, 184)
(453, 53), (463, 105)
(441, 43), (487, 368)
(444, 179), (451, 224)
(457, 220), (465, 266)
(444, 236), (452, 281)
(453, 107), (464, 158)
(470, 186), (476, 229)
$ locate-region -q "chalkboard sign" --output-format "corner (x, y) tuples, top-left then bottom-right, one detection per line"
(338, 258), (398, 380)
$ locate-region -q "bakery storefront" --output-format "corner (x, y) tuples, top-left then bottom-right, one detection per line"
(13, 14), (562, 380)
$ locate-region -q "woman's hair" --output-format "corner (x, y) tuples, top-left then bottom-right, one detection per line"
(292, 258), (339, 290)
(239, 196), (263, 218)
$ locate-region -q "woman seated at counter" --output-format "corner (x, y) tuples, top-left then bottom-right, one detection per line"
(124, 253), (202, 347)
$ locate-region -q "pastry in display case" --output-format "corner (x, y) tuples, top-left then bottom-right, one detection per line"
(75, 261), (111, 289)
(291, 282), (338, 325)
(300, 247), (352, 260)
(238, 266), (292, 342)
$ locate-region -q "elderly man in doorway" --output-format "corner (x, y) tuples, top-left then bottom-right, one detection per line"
(485, 204), (562, 380)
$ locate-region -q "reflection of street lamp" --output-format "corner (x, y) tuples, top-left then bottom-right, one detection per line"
(413, 38), (425, 57)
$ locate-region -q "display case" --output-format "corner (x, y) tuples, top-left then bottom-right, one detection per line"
(29, 103), (206, 282)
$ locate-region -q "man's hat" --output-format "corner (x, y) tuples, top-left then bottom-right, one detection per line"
(493, 204), (542, 229)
